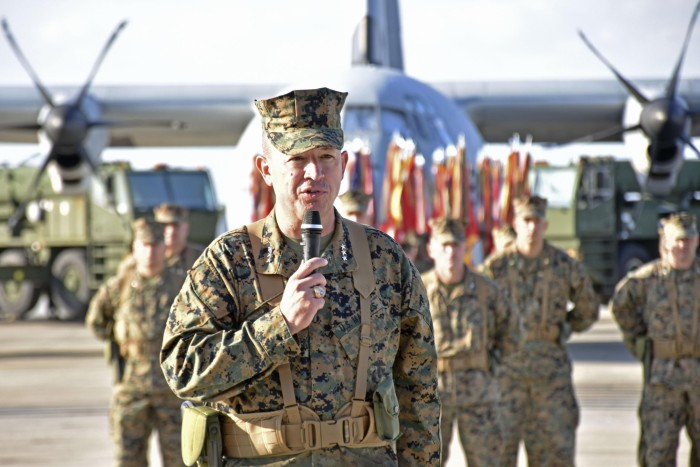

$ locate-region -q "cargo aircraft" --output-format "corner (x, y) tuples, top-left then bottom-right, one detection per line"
(0, 0), (699, 230)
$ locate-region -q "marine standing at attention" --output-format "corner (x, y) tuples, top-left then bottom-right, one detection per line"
(160, 87), (441, 466)
(611, 212), (700, 466)
(481, 195), (599, 466)
(86, 218), (186, 467)
(422, 217), (519, 467)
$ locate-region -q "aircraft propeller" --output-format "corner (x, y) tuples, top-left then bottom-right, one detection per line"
(0, 19), (182, 235)
(575, 0), (700, 195)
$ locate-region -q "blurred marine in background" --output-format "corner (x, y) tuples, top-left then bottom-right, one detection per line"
(481, 195), (599, 466)
(86, 218), (186, 467)
(611, 212), (700, 467)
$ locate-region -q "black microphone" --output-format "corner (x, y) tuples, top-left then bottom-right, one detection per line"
(301, 210), (322, 262)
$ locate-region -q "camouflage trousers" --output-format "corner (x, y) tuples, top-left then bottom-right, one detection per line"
(638, 382), (700, 467)
(440, 404), (504, 467)
(110, 385), (185, 467)
(499, 373), (579, 467)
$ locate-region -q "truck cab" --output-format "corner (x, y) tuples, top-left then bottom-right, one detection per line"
(0, 161), (226, 321)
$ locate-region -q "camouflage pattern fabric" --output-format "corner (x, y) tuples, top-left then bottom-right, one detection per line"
(611, 259), (700, 466)
(255, 87), (347, 156)
(87, 267), (187, 467)
(422, 267), (518, 466)
(481, 241), (599, 466)
(441, 405), (504, 467)
(160, 210), (441, 466)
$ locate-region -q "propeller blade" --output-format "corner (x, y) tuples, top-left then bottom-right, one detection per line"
(74, 20), (128, 106)
(667, 0), (700, 98)
(571, 124), (642, 144)
(7, 153), (53, 236)
(1, 18), (55, 107)
(578, 30), (649, 105)
(0, 123), (43, 132)
(681, 135), (700, 158)
(78, 146), (99, 175)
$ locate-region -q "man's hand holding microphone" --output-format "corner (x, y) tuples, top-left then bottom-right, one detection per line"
(280, 210), (328, 335)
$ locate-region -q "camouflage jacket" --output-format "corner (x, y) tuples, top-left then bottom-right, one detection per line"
(611, 259), (700, 388)
(160, 210), (440, 465)
(481, 242), (599, 380)
(86, 266), (185, 391)
(422, 267), (518, 407)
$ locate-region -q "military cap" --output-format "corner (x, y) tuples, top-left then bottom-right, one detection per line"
(660, 212), (698, 239)
(153, 203), (188, 224)
(132, 217), (164, 243)
(339, 190), (371, 214)
(255, 87), (348, 156)
(513, 195), (548, 219)
(428, 217), (467, 243)
(492, 224), (516, 250)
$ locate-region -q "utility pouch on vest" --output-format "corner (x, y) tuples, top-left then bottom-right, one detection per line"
(372, 378), (400, 441)
(181, 403), (223, 467)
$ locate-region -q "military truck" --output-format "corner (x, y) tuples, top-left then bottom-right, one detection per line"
(529, 156), (700, 301)
(0, 161), (226, 321)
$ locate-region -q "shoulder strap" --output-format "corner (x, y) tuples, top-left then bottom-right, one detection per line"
(247, 220), (301, 424)
(345, 220), (375, 417)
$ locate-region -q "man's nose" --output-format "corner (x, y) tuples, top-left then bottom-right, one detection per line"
(304, 160), (321, 179)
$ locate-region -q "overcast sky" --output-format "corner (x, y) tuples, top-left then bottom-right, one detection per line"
(1, 0), (698, 85)
(1, 0), (699, 225)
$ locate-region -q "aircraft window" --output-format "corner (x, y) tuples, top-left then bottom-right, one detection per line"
(380, 110), (410, 136)
(344, 107), (378, 134)
(127, 172), (216, 211)
(531, 167), (577, 208)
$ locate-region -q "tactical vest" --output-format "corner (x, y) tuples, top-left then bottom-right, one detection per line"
(652, 272), (700, 359)
(216, 219), (395, 459)
(507, 257), (560, 342)
(427, 272), (491, 373)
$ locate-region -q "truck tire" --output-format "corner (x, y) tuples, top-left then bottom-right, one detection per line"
(617, 243), (652, 280)
(50, 249), (90, 321)
(0, 250), (40, 320)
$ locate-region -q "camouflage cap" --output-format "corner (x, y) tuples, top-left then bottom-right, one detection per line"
(492, 224), (516, 250)
(428, 217), (467, 243)
(153, 203), (188, 224)
(660, 212), (698, 239)
(132, 217), (164, 243)
(255, 87), (348, 156)
(514, 195), (548, 219)
(339, 190), (371, 213)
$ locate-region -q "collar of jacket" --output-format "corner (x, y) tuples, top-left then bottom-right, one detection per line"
(253, 208), (360, 278)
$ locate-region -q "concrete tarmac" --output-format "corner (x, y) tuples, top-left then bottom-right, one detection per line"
(0, 306), (691, 466)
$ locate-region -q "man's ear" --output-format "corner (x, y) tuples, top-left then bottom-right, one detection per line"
(341, 150), (349, 175)
(255, 154), (273, 186)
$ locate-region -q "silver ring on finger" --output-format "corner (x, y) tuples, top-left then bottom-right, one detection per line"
(312, 285), (326, 299)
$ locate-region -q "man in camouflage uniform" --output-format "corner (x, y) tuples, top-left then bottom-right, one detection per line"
(117, 203), (203, 277)
(86, 218), (186, 467)
(160, 87), (440, 466)
(611, 212), (700, 466)
(153, 202), (205, 275)
(422, 217), (518, 467)
(481, 195), (599, 466)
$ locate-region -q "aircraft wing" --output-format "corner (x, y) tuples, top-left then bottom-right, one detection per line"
(0, 83), (280, 147)
(435, 78), (700, 144)
(1, 79), (700, 149)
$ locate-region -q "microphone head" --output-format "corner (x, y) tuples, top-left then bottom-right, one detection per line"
(302, 210), (322, 231)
